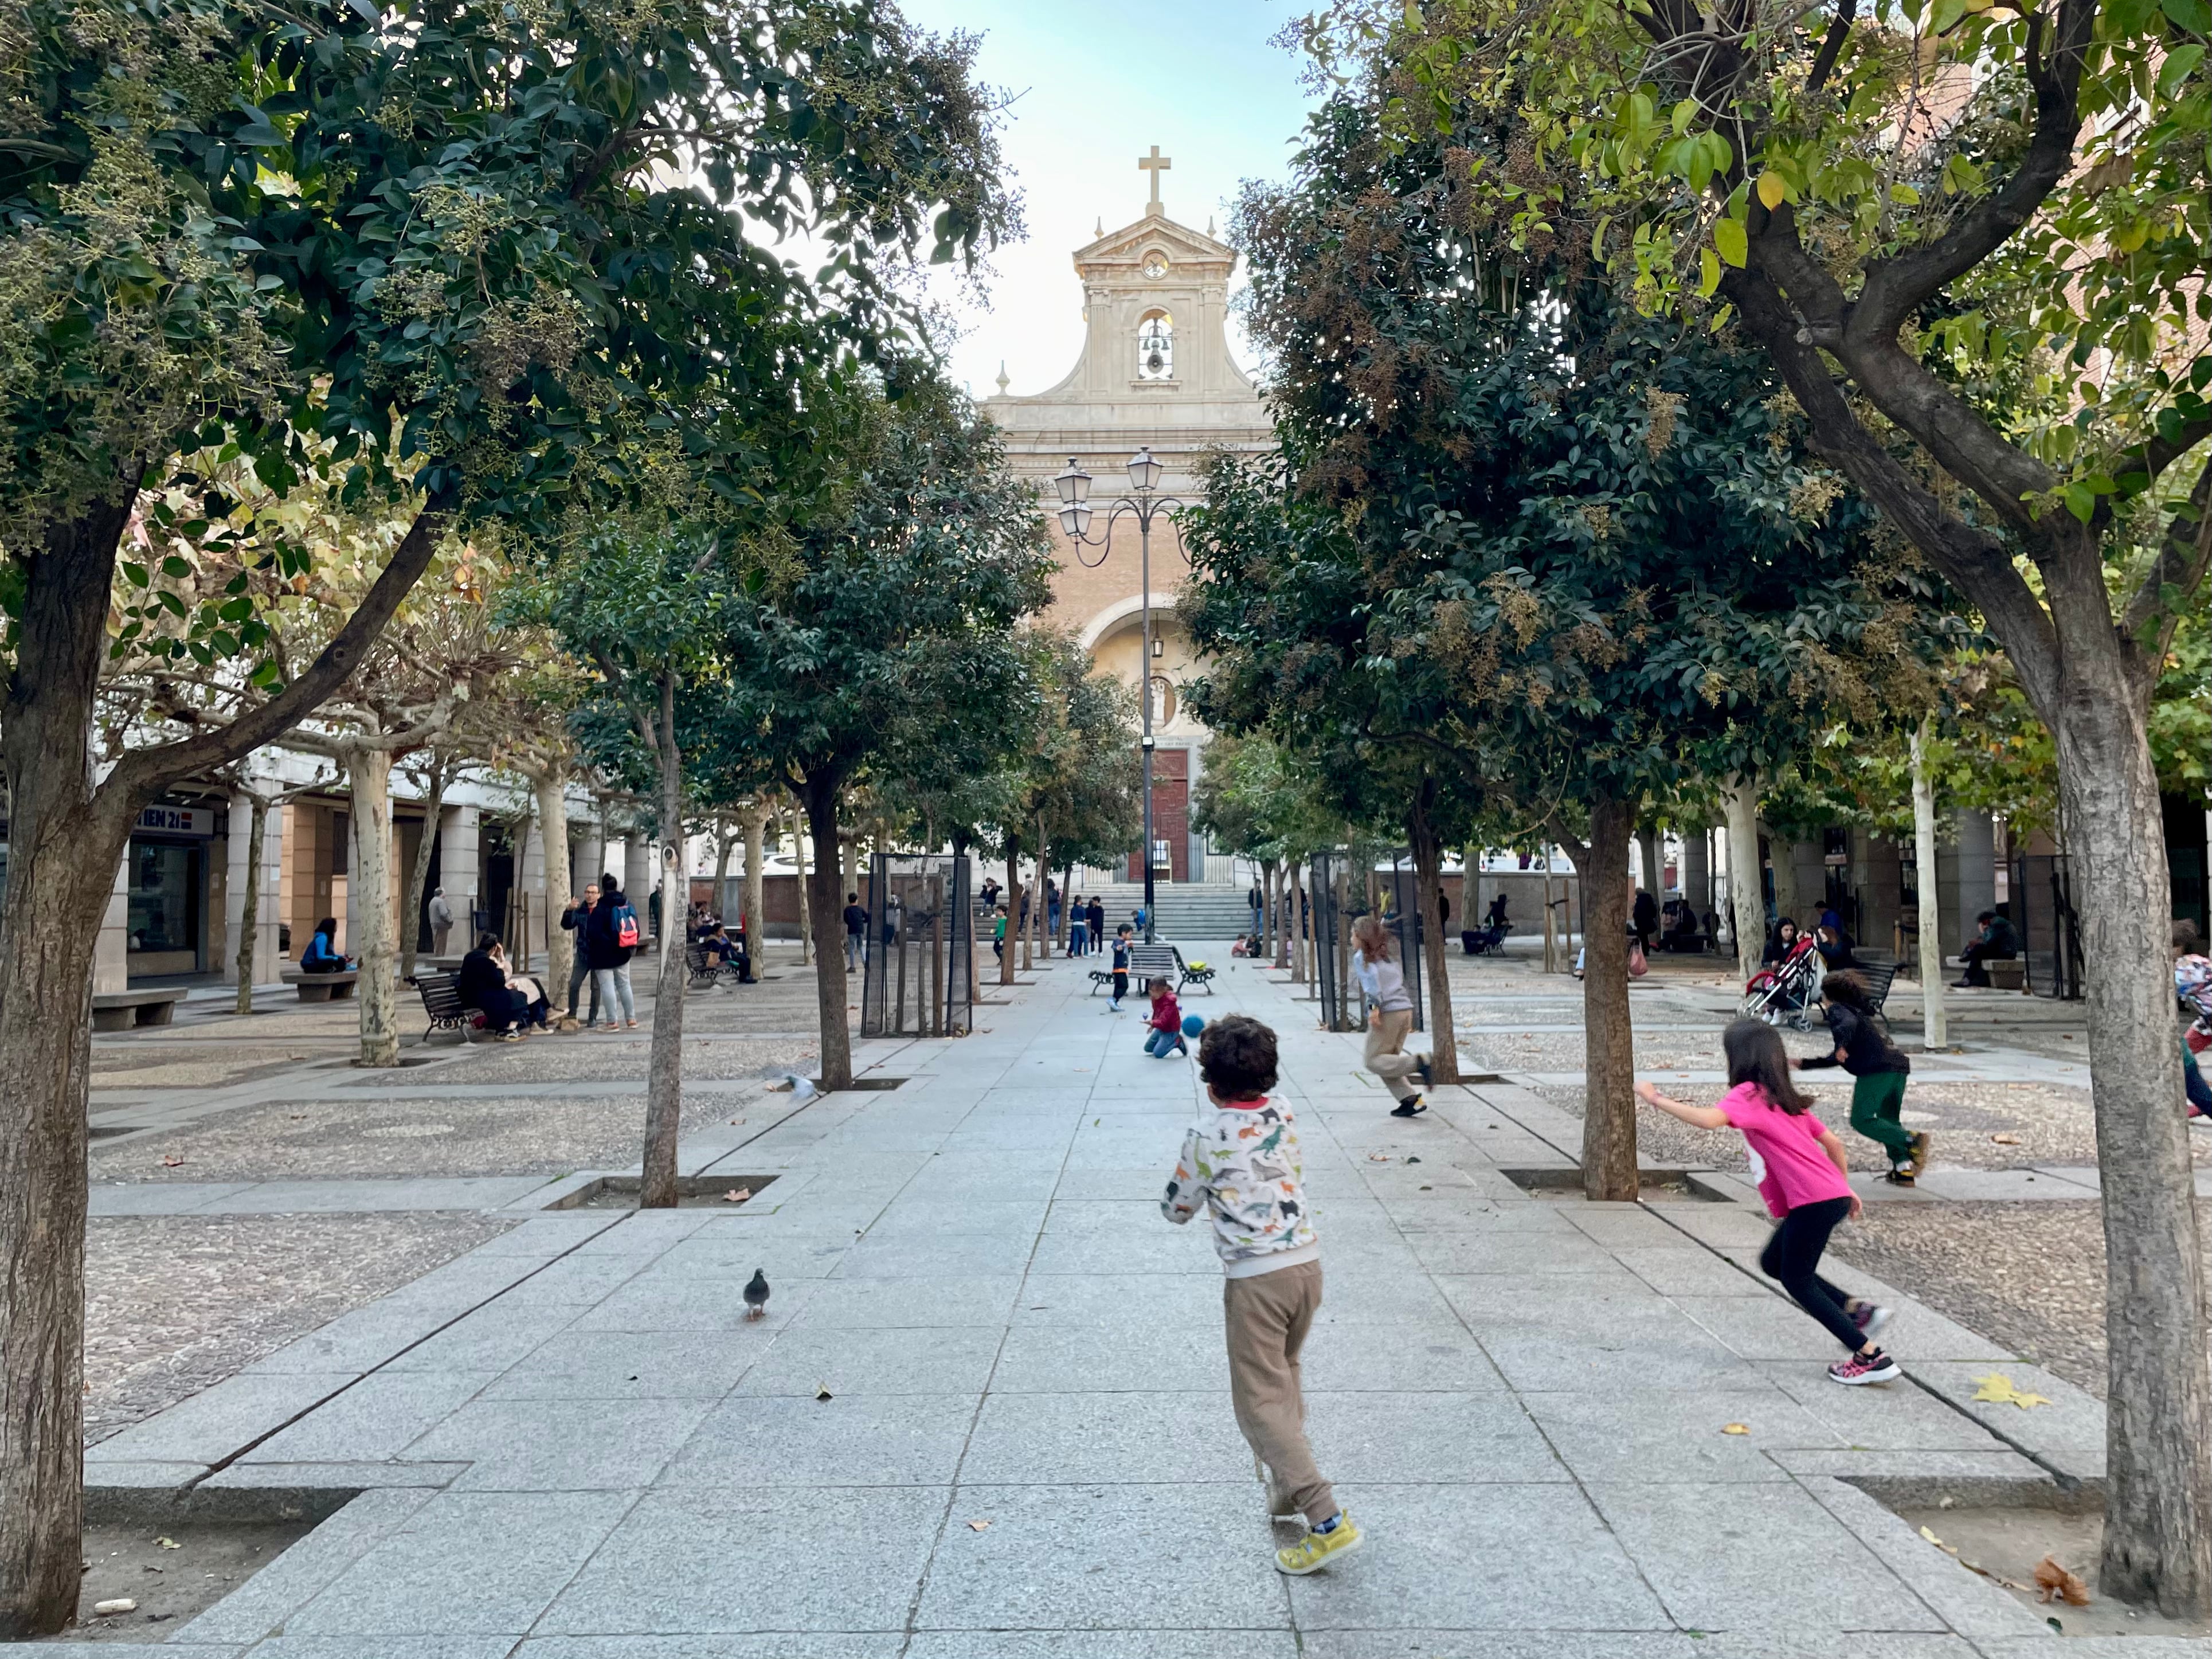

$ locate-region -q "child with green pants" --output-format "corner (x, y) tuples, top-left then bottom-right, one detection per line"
(1793, 969), (1927, 1185)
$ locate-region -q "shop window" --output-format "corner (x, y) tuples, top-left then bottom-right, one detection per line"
(128, 842), (201, 957)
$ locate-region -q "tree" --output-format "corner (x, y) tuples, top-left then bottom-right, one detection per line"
(0, 0), (1016, 1626)
(1310, 0), (2212, 1607)
(702, 373), (1055, 1082)
(1186, 82), (1949, 1200)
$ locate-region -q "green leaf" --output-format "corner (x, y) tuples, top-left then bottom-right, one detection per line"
(1713, 218), (1748, 268)
(161, 555), (190, 579)
(2062, 482), (2098, 522)
(2108, 0), (2160, 30)
(2160, 0), (2210, 34)
(2156, 43), (2205, 96)
(1699, 246), (1722, 295)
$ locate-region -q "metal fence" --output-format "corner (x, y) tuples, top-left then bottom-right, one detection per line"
(859, 854), (976, 1038)
(1310, 849), (1424, 1034)
(2009, 851), (2082, 1001)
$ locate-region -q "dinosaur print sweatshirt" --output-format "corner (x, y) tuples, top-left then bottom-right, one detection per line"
(1161, 1096), (1318, 1278)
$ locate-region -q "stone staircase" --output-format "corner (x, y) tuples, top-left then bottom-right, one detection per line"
(1075, 882), (1256, 941)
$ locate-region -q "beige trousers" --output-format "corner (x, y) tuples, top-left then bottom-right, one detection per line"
(1364, 1008), (1419, 1100)
(1224, 1261), (1334, 1526)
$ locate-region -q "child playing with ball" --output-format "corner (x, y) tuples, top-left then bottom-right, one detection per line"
(1142, 976), (1188, 1058)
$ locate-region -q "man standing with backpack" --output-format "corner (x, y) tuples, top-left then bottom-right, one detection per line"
(586, 872), (641, 1031)
(843, 892), (868, 971)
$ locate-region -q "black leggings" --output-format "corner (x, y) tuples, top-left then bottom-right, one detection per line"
(1758, 1196), (1863, 1351)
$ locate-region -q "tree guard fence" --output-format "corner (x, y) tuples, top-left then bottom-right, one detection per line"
(1310, 849), (1423, 1034)
(2008, 850), (2083, 1001)
(860, 854), (976, 1038)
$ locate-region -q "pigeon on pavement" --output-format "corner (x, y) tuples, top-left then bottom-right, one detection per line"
(743, 1269), (770, 1320)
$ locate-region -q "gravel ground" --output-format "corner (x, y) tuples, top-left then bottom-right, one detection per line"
(88, 1090), (739, 1183)
(84, 1213), (512, 1442)
(90, 1045), (328, 1090)
(352, 1032), (817, 1087)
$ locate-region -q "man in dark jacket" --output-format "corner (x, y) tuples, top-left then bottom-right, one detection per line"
(1955, 910), (2021, 987)
(558, 884), (600, 1024)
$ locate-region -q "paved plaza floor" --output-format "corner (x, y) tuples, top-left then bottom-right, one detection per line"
(22, 949), (2156, 1656)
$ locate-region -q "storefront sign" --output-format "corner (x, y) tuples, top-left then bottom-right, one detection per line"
(136, 805), (214, 837)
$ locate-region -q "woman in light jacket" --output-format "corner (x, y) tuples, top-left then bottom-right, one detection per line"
(1352, 914), (1430, 1118)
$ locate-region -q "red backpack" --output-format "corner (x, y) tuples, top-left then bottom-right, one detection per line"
(613, 903), (641, 949)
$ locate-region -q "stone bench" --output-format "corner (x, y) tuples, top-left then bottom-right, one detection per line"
(1948, 954), (2026, 990)
(281, 968), (360, 1002)
(91, 988), (185, 1032)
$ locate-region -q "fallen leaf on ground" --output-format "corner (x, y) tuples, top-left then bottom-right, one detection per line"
(1367, 1152), (1389, 1163)
(1920, 1526), (1959, 1555)
(727, 1117), (746, 1126)
(815, 1385), (833, 1402)
(1990, 1133), (2021, 1145)
(155, 1537), (179, 1550)
(159, 1155), (185, 1168)
(967, 1519), (991, 1532)
(2035, 1556), (2091, 1606)
(721, 1188), (751, 1203)
(1720, 1423), (1749, 1435)
(92, 1599), (135, 1615)
(1972, 1373), (2052, 1410)
(1404, 1155), (1422, 1164)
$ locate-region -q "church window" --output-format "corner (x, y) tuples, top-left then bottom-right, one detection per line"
(1137, 310), (1173, 380)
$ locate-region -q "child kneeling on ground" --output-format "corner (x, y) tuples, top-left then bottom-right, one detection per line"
(1142, 977), (1187, 1057)
(1637, 1019), (1901, 1386)
(1162, 1014), (1362, 1574)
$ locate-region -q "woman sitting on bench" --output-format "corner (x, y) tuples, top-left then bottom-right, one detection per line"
(300, 917), (352, 975)
(460, 931), (549, 1040)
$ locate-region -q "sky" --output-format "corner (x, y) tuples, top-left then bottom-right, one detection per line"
(893, 0), (1320, 398)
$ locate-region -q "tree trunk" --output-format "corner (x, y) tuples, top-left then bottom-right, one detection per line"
(1637, 825), (1662, 909)
(1001, 836), (1021, 987)
(1264, 862), (1279, 965)
(741, 801), (769, 968)
(1565, 794), (1638, 1202)
(801, 769), (853, 1089)
(0, 488), (142, 1635)
(235, 792), (268, 1015)
(1541, 856), (1557, 973)
(792, 804), (812, 966)
(2054, 696), (2212, 1611)
(1910, 721), (1947, 1051)
(637, 679), (688, 1209)
(400, 759), (448, 982)
(535, 768), (573, 1012)
(1768, 826), (1803, 932)
(1721, 776), (1765, 980)
(1408, 785), (1461, 1085)
(351, 747), (401, 1067)
(710, 814), (732, 925)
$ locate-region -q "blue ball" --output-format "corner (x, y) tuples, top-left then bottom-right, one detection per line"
(1181, 1014), (1204, 1038)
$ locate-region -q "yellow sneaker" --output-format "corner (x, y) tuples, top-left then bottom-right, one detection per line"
(1276, 1513), (1363, 1575)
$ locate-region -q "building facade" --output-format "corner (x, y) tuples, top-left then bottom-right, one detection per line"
(982, 157), (1273, 882)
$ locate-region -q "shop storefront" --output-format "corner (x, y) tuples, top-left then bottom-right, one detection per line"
(128, 801), (220, 979)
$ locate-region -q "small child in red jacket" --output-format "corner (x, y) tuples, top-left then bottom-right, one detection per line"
(1142, 977), (1187, 1058)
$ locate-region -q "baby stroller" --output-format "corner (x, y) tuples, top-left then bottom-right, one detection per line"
(1741, 936), (1823, 1030)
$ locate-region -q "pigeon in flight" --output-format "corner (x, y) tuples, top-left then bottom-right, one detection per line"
(743, 1269), (770, 1320)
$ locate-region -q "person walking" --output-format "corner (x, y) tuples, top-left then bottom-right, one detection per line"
(585, 872), (640, 1031)
(1068, 895), (1089, 957)
(992, 905), (1008, 960)
(1352, 914), (1427, 1118)
(1087, 896), (1105, 956)
(842, 891), (868, 972)
(1161, 1014), (1361, 1574)
(1638, 1021), (1901, 1384)
(1047, 879), (1061, 942)
(559, 884), (601, 1028)
(1795, 969), (1924, 1184)
(426, 887), (455, 956)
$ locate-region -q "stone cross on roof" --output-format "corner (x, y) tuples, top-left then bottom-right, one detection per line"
(1138, 146), (1170, 214)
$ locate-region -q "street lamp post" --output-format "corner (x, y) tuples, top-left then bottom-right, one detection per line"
(1054, 448), (1182, 945)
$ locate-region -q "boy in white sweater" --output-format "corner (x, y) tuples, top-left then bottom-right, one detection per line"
(1162, 1014), (1361, 1575)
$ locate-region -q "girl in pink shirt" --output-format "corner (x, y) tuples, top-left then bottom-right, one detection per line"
(1637, 1019), (1901, 1386)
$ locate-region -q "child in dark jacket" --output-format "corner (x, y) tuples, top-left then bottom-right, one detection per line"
(1143, 977), (1187, 1058)
(1795, 969), (1925, 1185)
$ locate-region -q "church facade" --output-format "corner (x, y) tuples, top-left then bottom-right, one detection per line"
(981, 154), (1273, 881)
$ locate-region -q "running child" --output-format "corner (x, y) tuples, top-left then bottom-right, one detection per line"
(1162, 1013), (1361, 1572)
(1796, 969), (1924, 1185)
(1142, 976), (1188, 1058)
(1107, 924), (1133, 1012)
(1638, 1019), (1900, 1385)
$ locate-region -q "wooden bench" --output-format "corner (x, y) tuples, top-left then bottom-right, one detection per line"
(409, 971), (481, 1042)
(686, 941), (749, 991)
(91, 988), (185, 1032)
(281, 968), (359, 1002)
